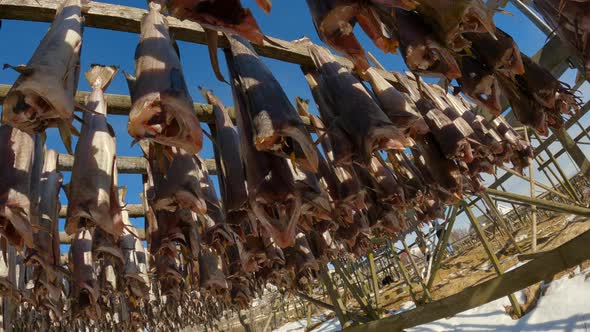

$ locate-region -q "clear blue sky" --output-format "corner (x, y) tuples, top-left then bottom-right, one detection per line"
(1, 1), (586, 249)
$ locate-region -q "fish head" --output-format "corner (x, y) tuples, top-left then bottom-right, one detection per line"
(128, 92), (203, 154)
(251, 189), (301, 248)
(2, 89), (70, 133)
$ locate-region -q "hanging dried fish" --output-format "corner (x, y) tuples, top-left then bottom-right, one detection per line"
(70, 228), (100, 320)
(66, 65), (123, 237)
(309, 45), (413, 164)
(532, 0), (590, 78)
(198, 248), (229, 297)
(227, 39), (303, 248)
(1, 0), (84, 145)
(305, 0), (397, 70)
(226, 34), (318, 172)
(455, 56), (502, 115)
(153, 149), (208, 215)
(387, 8), (461, 79)
(126, 2), (203, 154)
(0, 125), (37, 250)
(167, 0), (265, 43)
(364, 67), (428, 133)
(416, 0), (495, 51)
(465, 28), (525, 78)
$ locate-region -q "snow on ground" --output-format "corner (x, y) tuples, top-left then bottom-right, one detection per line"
(409, 267), (590, 332)
(274, 267), (590, 332)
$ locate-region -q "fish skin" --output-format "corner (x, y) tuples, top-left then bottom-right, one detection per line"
(2, 0), (83, 134)
(227, 34), (318, 172)
(387, 8), (461, 80)
(227, 46), (302, 249)
(465, 29), (525, 78)
(306, 0), (396, 71)
(167, 0), (265, 44)
(127, 2), (203, 154)
(66, 65), (123, 237)
(0, 125), (37, 250)
(309, 45), (413, 165)
(153, 149), (208, 215)
(70, 228), (101, 320)
(364, 67), (427, 132)
(202, 89), (249, 215)
(456, 56), (502, 115)
(416, 0), (496, 51)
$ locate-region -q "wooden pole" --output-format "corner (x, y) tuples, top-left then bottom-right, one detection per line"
(486, 188), (590, 216)
(318, 265), (348, 325)
(344, 227), (590, 332)
(333, 260), (379, 320)
(400, 236), (433, 301)
(426, 205), (459, 290)
(463, 202), (523, 318)
(497, 165), (571, 201)
(525, 129), (538, 253)
(368, 252), (380, 312)
(480, 193), (523, 254)
(389, 242), (419, 304)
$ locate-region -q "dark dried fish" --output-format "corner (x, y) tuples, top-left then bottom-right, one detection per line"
(2, 0), (84, 137)
(226, 34), (318, 172)
(126, 2), (203, 154)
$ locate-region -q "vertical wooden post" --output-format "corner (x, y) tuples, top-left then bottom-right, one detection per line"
(368, 252), (380, 312)
(318, 265), (348, 325)
(480, 193), (523, 254)
(333, 261), (379, 320)
(400, 236), (432, 301)
(463, 202), (523, 317)
(534, 133), (581, 202)
(389, 242), (419, 304)
(525, 129), (538, 253)
(426, 205), (459, 290)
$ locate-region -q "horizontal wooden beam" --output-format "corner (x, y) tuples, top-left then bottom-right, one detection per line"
(59, 228), (146, 243)
(56, 153), (218, 175)
(59, 204), (144, 218)
(0, 84), (233, 123)
(486, 188), (590, 216)
(344, 227), (590, 332)
(0, 0), (391, 80)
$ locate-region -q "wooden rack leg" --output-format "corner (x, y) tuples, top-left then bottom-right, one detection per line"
(426, 205), (459, 290)
(463, 202), (523, 318)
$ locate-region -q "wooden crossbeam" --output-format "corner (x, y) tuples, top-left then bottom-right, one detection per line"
(56, 153), (218, 175)
(59, 228), (146, 243)
(344, 228), (590, 332)
(58, 204), (144, 218)
(0, 0), (400, 84)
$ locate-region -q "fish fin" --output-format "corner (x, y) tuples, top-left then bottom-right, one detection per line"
(3, 64), (34, 75)
(255, 0), (272, 14)
(85, 65), (119, 91)
(123, 71), (137, 97)
(0, 237), (6, 265)
(118, 186), (128, 202)
(168, 67), (185, 93)
(106, 123), (115, 138)
(204, 28), (227, 83)
(58, 121), (75, 155)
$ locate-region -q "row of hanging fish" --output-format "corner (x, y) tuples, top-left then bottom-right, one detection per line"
(304, 0), (582, 135)
(0, 0), (541, 329)
(532, 0), (589, 80)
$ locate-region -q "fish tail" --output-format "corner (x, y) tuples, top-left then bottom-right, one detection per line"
(147, 0), (166, 12)
(84, 65), (119, 91)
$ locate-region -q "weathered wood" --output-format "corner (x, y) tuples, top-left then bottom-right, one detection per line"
(345, 228), (590, 332)
(426, 205), (458, 290)
(0, 84), (232, 123)
(59, 228), (145, 243)
(485, 188), (590, 216)
(464, 202), (523, 318)
(317, 265), (348, 325)
(367, 252), (380, 311)
(400, 237), (432, 301)
(59, 204), (144, 218)
(56, 153), (218, 175)
(480, 193), (523, 254)
(0, 0), (401, 86)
